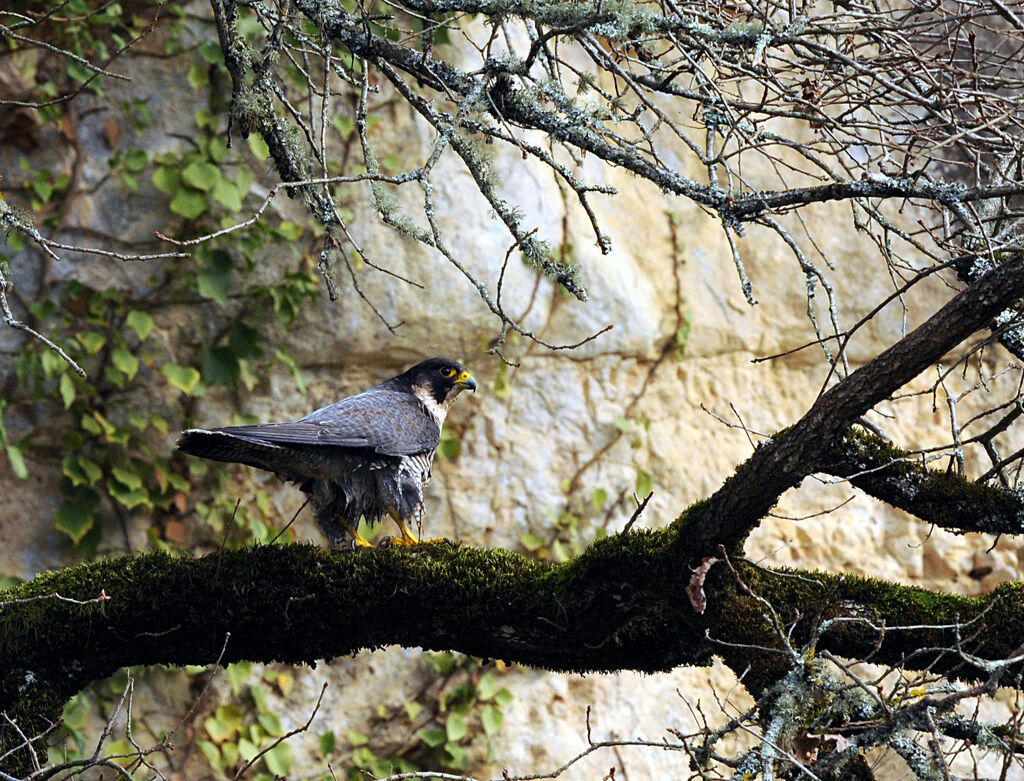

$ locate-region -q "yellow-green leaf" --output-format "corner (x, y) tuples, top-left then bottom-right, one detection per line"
(59, 372), (76, 408)
(6, 445), (28, 480)
(161, 363), (201, 394)
(258, 712), (282, 737)
(126, 310), (154, 341)
(263, 742), (291, 776)
(170, 188), (206, 220)
(78, 331), (105, 355)
(111, 347), (138, 380)
(151, 166), (180, 195)
(182, 161), (220, 191)
(446, 711), (467, 742)
(481, 704), (503, 736)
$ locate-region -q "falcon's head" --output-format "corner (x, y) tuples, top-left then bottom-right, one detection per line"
(396, 357), (477, 418)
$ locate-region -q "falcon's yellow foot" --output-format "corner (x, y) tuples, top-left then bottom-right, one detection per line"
(384, 520), (452, 546)
(344, 523), (373, 548)
(389, 521), (421, 546)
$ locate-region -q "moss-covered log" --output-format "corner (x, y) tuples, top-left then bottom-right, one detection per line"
(5, 527), (1024, 770)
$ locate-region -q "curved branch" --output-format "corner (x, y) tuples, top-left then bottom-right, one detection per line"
(680, 252), (1024, 555)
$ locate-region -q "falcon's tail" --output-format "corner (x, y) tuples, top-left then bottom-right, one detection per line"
(177, 428), (308, 480)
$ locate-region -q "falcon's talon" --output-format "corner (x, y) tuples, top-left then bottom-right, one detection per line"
(175, 358), (474, 547)
(343, 522), (372, 548)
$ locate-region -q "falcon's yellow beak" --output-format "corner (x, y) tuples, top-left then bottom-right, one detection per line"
(456, 370), (477, 391)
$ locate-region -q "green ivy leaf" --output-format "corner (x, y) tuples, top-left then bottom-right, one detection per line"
(169, 188), (207, 220)
(195, 108), (218, 131)
(161, 363), (201, 394)
(56, 497), (95, 543)
(203, 715), (236, 744)
(107, 479), (148, 509)
(493, 688), (513, 708)
(635, 468), (653, 499)
(476, 672), (497, 701)
(481, 704), (503, 736)
(207, 136), (229, 164)
(346, 728), (368, 746)
(62, 455), (91, 486)
(182, 161), (220, 191)
(66, 61), (94, 83)
(111, 347), (139, 380)
(263, 742), (291, 776)
(444, 742), (469, 769)
(248, 134), (270, 160)
(110, 465), (143, 491)
(197, 740), (222, 771)
(520, 532), (544, 551)
(228, 323), (261, 359)
(187, 60), (209, 91)
(126, 310), (154, 341)
(6, 445), (28, 480)
(196, 250), (233, 307)
(198, 40), (224, 64)
(318, 731), (336, 758)
(59, 372), (76, 409)
(418, 728), (446, 748)
(78, 331), (105, 355)
(225, 661), (250, 695)
(249, 683), (268, 713)
(237, 737), (259, 763)
(445, 711), (467, 742)
(201, 347), (240, 387)
(124, 148), (148, 172)
(211, 177), (241, 211)
(151, 166), (180, 195)
(258, 712), (282, 737)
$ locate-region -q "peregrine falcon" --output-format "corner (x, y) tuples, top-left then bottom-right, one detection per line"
(176, 358), (476, 546)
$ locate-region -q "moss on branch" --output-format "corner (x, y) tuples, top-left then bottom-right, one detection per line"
(4, 529), (1024, 771)
(821, 428), (1024, 534)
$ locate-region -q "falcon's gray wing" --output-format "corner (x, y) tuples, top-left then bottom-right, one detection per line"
(212, 388), (439, 456)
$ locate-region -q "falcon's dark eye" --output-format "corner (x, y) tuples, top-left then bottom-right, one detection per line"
(439, 367), (456, 378)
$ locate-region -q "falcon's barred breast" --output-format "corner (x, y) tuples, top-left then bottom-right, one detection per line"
(176, 358), (476, 546)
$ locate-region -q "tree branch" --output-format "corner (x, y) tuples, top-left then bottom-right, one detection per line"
(4, 541), (1024, 762)
(679, 252), (1024, 555)
(819, 428), (1024, 535)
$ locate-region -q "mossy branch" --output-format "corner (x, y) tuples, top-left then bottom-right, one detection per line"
(821, 428), (1024, 535)
(4, 535), (1024, 746)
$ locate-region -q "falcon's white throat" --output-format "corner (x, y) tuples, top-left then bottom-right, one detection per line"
(413, 384), (461, 426)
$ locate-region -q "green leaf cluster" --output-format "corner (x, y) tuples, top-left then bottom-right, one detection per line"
(325, 654), (513, 779)
(11, 282), (190, 550)
(196, 663), (297, 778)
(152, 139), (254, 221)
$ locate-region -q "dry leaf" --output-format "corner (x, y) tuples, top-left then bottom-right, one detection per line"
(686, 556), (721, 614)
